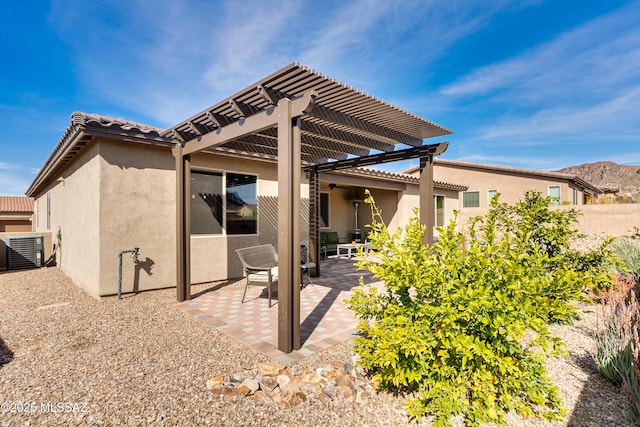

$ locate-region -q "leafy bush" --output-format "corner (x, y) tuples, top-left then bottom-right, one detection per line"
(347, 191), (615, 426)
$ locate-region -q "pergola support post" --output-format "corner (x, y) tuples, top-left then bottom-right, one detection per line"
(419, 154), (435, 247)
(174, 144), (191, 302)
(277, 99), (302, 352)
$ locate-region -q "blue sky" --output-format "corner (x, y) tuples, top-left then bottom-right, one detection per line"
(1, 0), (639, 195)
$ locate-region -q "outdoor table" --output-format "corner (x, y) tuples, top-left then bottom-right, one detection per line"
(336, 243), (371, 259)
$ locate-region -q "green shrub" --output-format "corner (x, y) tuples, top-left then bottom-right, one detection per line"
(346, 191), (615, 426)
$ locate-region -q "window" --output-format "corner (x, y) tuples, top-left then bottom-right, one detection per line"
(226, 173), (257, 235)
(190, 171), (258, 235)
(573, 188), (579, 205)
(191, 171), (223, 235)
(462, 191), (480, 208)
(46, 192), (51, 230)
(548, 186), (561, 206)
(488, 190), (498, 205)
(435, 195), (445, 227)
(319, 193), (330, 228)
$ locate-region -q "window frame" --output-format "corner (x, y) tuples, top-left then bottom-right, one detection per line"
(434, 194), (445, 227)
(190, 168), (259, 236)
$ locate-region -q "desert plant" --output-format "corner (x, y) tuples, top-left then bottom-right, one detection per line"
(612, 238), (640, 285)
(347, 191), (615, 426)
(594, 275), (640, 423)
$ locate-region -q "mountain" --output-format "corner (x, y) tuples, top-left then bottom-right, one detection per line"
(557, 161), (640, 202)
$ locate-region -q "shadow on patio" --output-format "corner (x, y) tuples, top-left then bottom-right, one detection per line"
(167, 257), (381, 363)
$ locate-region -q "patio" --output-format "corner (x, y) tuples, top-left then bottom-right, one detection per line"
(167, 257), (381, 363)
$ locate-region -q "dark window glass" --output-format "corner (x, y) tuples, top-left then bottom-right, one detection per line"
(320, 193), (329, 228)
(191, 171), (223, 235)
(226, 173), (257, 235)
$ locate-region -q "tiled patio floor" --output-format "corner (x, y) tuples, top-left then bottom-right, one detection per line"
(167, 257), (381, 363)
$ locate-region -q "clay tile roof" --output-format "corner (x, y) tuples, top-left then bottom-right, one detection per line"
(333, 167), (468, 190)
(0, 196), (34, 213)
(27, 112), (173, 197)
(404, 159), (602, 194)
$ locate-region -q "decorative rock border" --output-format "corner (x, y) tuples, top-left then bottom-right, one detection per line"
(206, 358), (375, 407)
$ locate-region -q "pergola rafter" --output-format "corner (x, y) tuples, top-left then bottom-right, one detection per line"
(167, 62), (452, 353)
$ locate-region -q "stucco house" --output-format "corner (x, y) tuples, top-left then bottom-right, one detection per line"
(405, 159), (602, 210)
(25, 63), (452, 307)
(0, 196), (33, 232)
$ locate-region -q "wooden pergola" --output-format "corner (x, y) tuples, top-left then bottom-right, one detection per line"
(164, 63), (452, 353)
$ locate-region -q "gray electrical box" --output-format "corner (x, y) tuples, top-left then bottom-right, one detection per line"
(6, 236), (44, 270)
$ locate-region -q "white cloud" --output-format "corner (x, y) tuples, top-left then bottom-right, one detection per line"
(482, 87), (640, 142)
(441, 2), (640, 101)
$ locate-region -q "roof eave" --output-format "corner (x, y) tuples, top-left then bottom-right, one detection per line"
(26, 126), (85, 197)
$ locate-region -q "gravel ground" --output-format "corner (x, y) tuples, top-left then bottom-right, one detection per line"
(0, 265), (634, 426)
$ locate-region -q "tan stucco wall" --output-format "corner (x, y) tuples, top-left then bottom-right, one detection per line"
(431, 163), (585, 207)
(455, 204), (640, 237)
(33, 143), (102, 295)
(554, 204), (640, 236)
(97, 140), (176, 296)
(0, 216), (32, 232)
(32, 138), (314, 297)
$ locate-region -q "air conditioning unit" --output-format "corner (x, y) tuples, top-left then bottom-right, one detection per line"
(6, 236), (44, 270)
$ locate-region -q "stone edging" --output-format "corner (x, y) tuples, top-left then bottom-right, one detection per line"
(206, 358), (375, 407)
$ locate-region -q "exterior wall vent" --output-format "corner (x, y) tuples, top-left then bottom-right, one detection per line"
(6, 236), (44, 270)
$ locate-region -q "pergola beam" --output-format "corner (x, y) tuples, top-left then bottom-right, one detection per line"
(235, 132), (350, 162)
(182, 91), (317, 155)
(302, 120), (396, 153)
(306, 142), (449, 173)
(307, 104), (423, 147)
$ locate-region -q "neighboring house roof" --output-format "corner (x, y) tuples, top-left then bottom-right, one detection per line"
(598, 186), (620, 194)
(404, 159), (603, 194)
(0, 196), (34, 213)
(26, 112), (173, 197)
(333, 167), (468, 191)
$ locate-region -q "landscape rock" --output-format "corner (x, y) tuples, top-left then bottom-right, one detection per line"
(259, 376), (278, 393)
(258, 361), (285, 376)
(207, 358), (373, 405)
(241, 378), (260, 394)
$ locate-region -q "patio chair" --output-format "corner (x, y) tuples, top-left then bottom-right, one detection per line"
(235, 244), (279, 307)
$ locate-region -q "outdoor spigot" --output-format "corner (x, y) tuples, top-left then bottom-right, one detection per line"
(132, 247), (140, 264)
